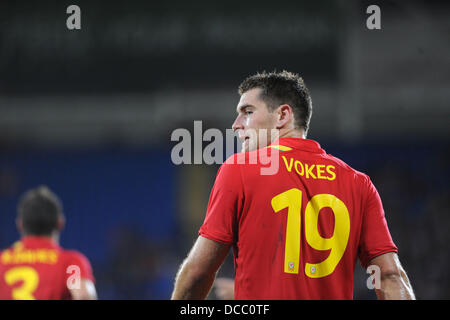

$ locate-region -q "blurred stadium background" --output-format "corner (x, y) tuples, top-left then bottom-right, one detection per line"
(0, 0), (449, 299)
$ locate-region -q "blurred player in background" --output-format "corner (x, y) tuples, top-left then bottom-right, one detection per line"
(0, 186), (97, 300)
(171, 71), (415, 300)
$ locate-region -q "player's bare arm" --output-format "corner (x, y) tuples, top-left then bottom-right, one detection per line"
(369, 252), (415, 300)
(69, 279), (98, 300)
(171, 236), (230, 300)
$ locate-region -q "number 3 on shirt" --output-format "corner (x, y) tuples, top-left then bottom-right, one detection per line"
(271, 188), (350, 278)
(4, 266), (39, 300)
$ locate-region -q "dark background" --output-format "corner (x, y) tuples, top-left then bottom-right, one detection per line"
(0, 0), (449, 299)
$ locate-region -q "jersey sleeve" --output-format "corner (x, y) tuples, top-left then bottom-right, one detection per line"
(198, 157), (245, 245)
(358, 177), (398, 268)
(65, 251), (95, 283)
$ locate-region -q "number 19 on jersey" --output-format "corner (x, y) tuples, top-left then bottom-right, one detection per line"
(271, 188), (350, 278)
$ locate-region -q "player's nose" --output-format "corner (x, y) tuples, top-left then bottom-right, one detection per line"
(232, 115), (244, 132)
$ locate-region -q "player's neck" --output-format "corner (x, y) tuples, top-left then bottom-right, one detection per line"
(277, 128), (305, 140)
(51, 233), (60, 244)
(22, 233), (60, 244)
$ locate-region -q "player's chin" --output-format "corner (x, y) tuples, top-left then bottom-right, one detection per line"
(245, 146), (260, 153)
(241, 139), (250, 153)
(243, 142), (257, 153)
(243, 137), (270, 152)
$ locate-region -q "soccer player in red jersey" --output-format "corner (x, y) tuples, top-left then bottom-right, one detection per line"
(171, 71), (415, 300)
(0, 186), (97, 300)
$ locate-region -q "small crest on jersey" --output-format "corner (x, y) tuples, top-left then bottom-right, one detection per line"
(288, 262), (295, 270)
(310, 266), (317, 274)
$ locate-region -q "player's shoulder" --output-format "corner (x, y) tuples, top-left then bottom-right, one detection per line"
(223, 152), (243, 165)
(223, 147), (277, 166)
(59, 248), (95, 280)
(323, 152), (371, 185)
(0, 240), (25, 255)
(223, 149), (257, 165)
(60, 248), (91, 264)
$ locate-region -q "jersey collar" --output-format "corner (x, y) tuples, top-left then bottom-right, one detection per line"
(269, 137), (325, 154)
(20, 236), (60, 249)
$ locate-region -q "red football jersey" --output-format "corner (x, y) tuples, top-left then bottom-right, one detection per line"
(0, 236), (95, 300)
(199, 137), (397, 299)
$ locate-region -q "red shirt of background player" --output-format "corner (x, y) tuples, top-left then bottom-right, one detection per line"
(199, 137), (398, 299)
(0, 236), (95, 300)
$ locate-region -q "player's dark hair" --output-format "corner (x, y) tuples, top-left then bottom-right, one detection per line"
(17, 185), (63, 236)
(238, 70), (313, 135)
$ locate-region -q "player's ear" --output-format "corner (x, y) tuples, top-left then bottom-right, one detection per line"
(16, 218), (24, 233)
(57, 215), (66, 231)
(275, 104), (293, 129)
